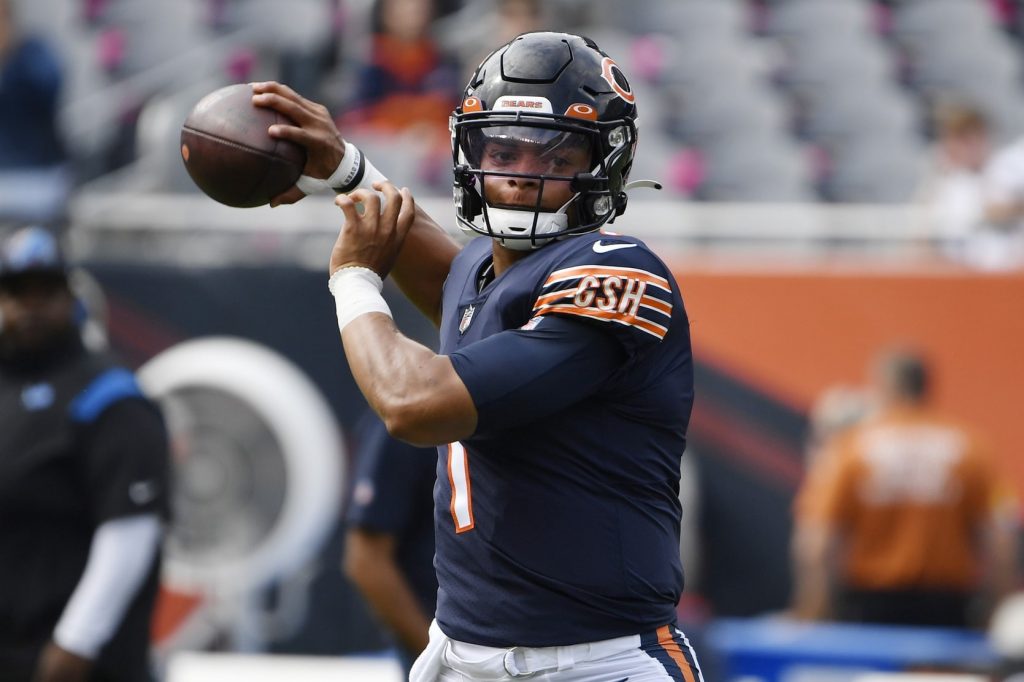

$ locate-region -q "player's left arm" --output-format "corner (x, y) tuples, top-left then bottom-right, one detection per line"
(330, 184), (475, 444)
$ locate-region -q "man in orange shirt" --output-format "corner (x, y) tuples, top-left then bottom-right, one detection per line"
(791, 349), (1019, 628)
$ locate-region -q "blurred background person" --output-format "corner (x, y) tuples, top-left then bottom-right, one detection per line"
(443, 0), (546, 81)
(802, 383), (875, 472)
(0, 226), (171, 681)
(980, 130), (1024, 270)
(915, 101), (992, 264)
(991, 591), (1024, 682)
(343, 411), (437, 679)
(791, 347), (1019, 628)
(339, 0), (460, 139)
(0, 0), (71, 227)
(789, 383), (873, 618)
(336, 0), (462, 193)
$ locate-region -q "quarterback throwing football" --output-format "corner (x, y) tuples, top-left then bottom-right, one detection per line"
(254, 32), (701, 682)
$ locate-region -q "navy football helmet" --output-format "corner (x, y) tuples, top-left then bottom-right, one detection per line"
(451, 32), (642, 249)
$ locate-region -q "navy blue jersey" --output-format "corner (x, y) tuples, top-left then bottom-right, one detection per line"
(345, 412), (438, 617)
(436, 231), (694, 647)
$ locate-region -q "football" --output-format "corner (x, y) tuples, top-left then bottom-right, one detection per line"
(180, 84), (306, 208)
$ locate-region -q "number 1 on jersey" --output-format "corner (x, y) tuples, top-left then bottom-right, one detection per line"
(447, 442), (475, 533)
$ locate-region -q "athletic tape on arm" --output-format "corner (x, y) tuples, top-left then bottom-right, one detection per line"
(329, 266), (393, 333)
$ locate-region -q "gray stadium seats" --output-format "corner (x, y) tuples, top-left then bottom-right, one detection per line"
(36, 0), (1024, 203)
(891, 0), (993, 50)
(802, 84), (920, 150)
(699, 132), (815, 202)
(823, 140), (927, 204)
(589, 0), (749, 38)
(765, 0), (875, 43)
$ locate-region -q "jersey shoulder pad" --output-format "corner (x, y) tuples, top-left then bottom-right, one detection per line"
(532, 236), (674, 343)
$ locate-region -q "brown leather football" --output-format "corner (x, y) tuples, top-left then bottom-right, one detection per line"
(180, 84), (306, 208)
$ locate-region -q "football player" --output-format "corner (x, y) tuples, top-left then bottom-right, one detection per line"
(254, 31), (701, 682)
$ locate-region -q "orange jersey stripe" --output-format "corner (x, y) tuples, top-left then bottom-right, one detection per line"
(533, 287), (578, 308)
(447, 443), (475, 533)
(535, 305), (668, 339)
(544, 265), (671, 292)
(657, 625), (697, 682)
(640, 294), (673, 316)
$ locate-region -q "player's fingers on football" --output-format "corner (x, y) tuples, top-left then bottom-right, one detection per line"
(267, 124), (331, 154)
(252, 93), (328, 132)
(269, 186), (304, 207)
(251, 81), (302, 103)
(252, 91), (309, 123)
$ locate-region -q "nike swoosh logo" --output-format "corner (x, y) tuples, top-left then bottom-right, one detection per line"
(129, 480), (159, 505)
(592, 241), (637, 253)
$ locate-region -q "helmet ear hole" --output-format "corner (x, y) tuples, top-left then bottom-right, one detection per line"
(590, 195), (613, 218)
(454, 186), (482, 220)
(454, 165), (483, 219)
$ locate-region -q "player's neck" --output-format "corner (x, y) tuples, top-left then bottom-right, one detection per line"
(491, 242), (530, 277)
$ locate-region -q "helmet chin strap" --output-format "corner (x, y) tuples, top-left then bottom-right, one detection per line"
(475, 203), (571, 251)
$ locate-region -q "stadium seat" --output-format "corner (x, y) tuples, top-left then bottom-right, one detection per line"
(589, 0), (749, 38)
(891, 0), (994, 50)
(779, 34), (895, 100)
(698, 132), (815, 202)
(764, 0), (875, 43)
(802, 85), (921, 150)
(822, 140), (927, 203)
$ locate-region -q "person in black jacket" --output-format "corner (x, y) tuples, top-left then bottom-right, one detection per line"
(0, 226), (170, 682)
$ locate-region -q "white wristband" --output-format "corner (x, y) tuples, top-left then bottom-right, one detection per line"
(298, 142), (390, 196)
(329, 266), (393, 333)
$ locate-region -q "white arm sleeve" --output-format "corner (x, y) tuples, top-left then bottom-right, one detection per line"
(53, 514), (163, 659)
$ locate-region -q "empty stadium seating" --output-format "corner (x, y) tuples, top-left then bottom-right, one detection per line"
(29, 0), (1024, 203)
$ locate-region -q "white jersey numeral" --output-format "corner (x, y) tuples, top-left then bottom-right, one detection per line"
(447, 442), (475, 533)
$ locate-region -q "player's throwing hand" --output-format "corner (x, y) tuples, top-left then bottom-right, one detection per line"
(251, 81), (347, 207)
(331, 181), (416, 279)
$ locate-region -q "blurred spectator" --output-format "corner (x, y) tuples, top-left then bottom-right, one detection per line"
(338, 0), (461, 191)
(790, 383), (872, 617)
(979, 132), (1024, 269)
(0, 226), (170, 681)
(341, 0), (460, 138)
(791, 348), (1019, 628)
(916, 101), (991, 263)
(458, 0), (545, 79)
(804, 384), (875, 469)
(343, 411), (437, 679)
(991, 591), (1024, 681)
(0, 0), (71, 227)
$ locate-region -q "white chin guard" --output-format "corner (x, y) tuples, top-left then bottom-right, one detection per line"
(472, 207), (569, 251)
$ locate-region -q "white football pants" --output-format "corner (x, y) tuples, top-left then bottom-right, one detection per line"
(410, 620), (704, 682)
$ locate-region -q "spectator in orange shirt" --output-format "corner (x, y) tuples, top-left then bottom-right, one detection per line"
(791, 348), (1019, 628)
(791, 384), (873, 523)
(342, 0), (460, 138)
